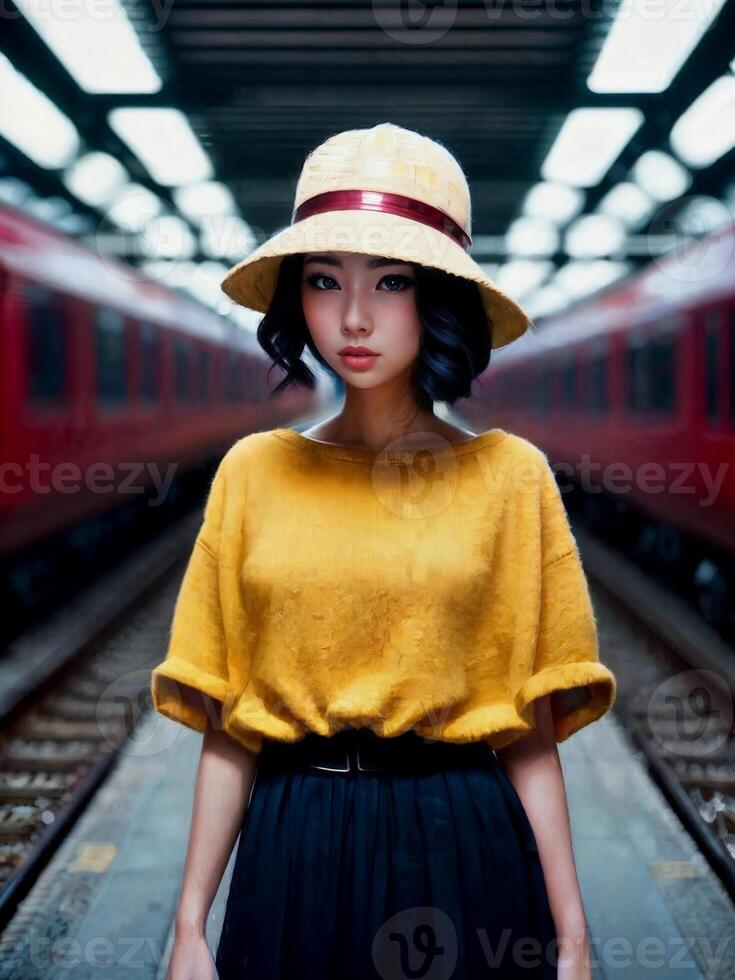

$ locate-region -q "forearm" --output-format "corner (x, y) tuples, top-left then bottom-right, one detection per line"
(174, 712), (259, 937)
(494, 697), (587, 939)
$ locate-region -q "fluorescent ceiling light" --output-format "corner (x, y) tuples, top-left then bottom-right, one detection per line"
(107, 183), (163, 231)
(541, 108), (644, 187)
(596, 183), (655, 228)
(0, 177), (33, 207)
(629, 150), (691, 202)
(63, 152), (129, 208)
(669, 76), (735, 168)
(200, 214), (257, 261)
(494, 260), (553, 299)
(25, 196), (73, 223)
(522, 182), (584, 224)
(14, 0), (161, 94)
(505, 216), (559, 257)
(587, 0), (728, 93)
(54, 212), (94, 235)
(0, 53), (79, 168)
(108, 108), (213, 186)
(672, 195), (733, 236)
(174, 182), (237, 224)
(555, 259), (631, 299)
(185, 261), (232, 309)
(141, 260), (188, 289)
(524, 284), (569, 319)
(565, 214), (626, 259)
(140, 214), (196, 260)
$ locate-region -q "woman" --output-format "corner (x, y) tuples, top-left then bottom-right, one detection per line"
(150, 122), (617, 980)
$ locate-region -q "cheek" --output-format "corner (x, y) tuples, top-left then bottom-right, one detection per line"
(385, 302), (422, 359)
(301, 287), (320, 323)
(301, 289), (332, 342)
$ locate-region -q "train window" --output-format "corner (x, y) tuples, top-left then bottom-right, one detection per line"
(245, 360), (257, 403)
(198, 348), (212, 401)
(174, 337), (192, 400)
(561, 357), (577, 410)
(226, 351), (241, 402)
(25, 284), (68, 402)
(626, 334), (676, 415)
(513, 371), (522, 408)
(140, 322), (159, 402)
(625, 346), (646, 412)
(648, 333), (676, 413)
(587, 353), (608, 415)
(95, 309), (127, 403)
(212, 350), (223, 399)
(553, 362), (564, 408)
(538, 363), (551, 412)
(705, 313), (719, 423)
(239, 354), (247, 401)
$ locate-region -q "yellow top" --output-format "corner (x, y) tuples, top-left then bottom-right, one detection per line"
(150, 427), (617, 754)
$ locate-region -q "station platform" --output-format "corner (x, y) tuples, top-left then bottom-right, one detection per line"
(0, 706), (733, 979)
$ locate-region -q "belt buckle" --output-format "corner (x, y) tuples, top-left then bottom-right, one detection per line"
(307, 747), (351, 773)
(356, 741), (382, 772)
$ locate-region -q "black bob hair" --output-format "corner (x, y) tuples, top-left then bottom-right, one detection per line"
(256, 252), (494, 412)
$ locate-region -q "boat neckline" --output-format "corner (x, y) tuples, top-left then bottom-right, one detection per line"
(272, 426), (508, 463)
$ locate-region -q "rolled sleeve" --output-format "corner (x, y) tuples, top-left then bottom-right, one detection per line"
(515, 548), (617, 742)
(514, 459), (617, 741)
(150, 459), (240, 736)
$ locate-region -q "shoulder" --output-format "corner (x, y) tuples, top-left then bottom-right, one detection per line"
(202, 430), (285, 523)
(218, 428), (283, 475)
(475, 430), (560, 510)
(498, 430), (547, 463)
(489, 430), (552, 477)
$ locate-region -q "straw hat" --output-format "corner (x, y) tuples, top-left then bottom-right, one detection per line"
(221, 122), (533, 349)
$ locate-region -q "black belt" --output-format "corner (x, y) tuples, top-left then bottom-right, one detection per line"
(259, 727), (492, 775)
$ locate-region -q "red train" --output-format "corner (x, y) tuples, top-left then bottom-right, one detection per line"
(0, 201), (328, 560)
(462, 217), (735, 626)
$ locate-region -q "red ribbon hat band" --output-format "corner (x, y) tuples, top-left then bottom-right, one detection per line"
(291, 189), (473, 253)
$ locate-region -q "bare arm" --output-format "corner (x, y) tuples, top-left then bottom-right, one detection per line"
(166, 692), (259, 980)
(494, 694), (592, 979)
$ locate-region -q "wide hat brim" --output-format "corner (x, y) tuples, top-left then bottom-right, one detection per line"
(221, 209), (533, 350)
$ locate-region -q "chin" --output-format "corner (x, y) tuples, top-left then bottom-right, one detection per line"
(339, 373), (384, 389)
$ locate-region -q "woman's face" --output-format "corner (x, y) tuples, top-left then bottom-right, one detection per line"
(300, 251), (421, 388)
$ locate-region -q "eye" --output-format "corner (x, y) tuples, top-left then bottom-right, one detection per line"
(305, 273), (338, 290)
(379, 274), (414, 292)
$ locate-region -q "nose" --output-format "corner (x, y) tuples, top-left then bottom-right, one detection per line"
(341, 284), (373, 334)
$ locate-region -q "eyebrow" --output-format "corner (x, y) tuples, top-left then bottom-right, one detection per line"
(302, 254), (411, 269)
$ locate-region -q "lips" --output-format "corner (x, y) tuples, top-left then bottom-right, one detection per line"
(339, 349), (380, 370)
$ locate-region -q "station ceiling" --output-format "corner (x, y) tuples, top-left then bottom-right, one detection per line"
(2, 0), (735, 312)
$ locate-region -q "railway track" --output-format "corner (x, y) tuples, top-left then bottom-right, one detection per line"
(580, 525), (735, 901)
(0, 512), (201, 930)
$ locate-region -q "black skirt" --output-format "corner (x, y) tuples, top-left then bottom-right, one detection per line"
(215, 730), (558, 979)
